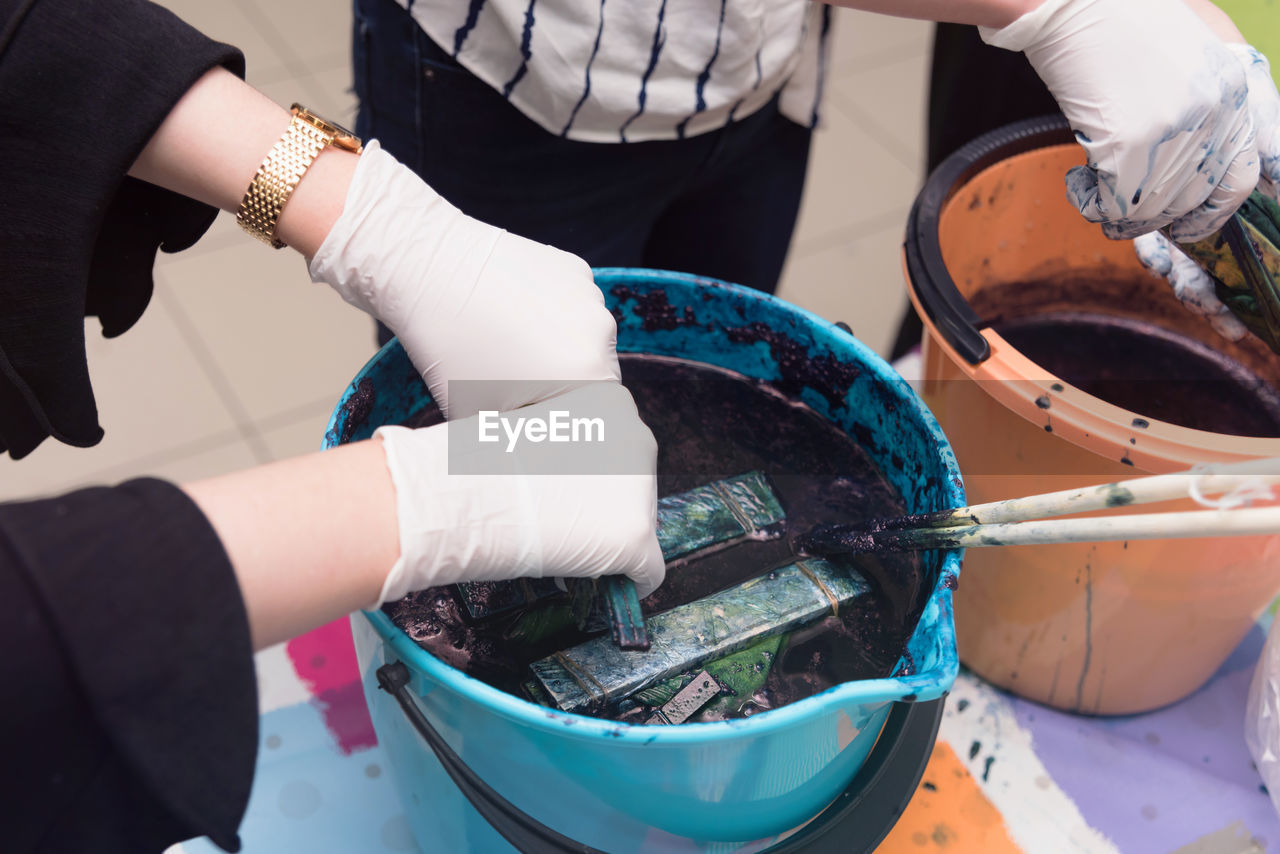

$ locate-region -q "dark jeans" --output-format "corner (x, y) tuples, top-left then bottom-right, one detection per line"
(352, 0), (813, 309)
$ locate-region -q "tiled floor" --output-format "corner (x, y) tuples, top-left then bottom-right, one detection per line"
(0, 2), (931, 501)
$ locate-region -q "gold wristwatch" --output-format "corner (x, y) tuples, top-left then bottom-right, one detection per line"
(236, 104), (364, 248)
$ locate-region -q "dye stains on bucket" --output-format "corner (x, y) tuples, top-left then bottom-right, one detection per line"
(904, 117), (1280, 714)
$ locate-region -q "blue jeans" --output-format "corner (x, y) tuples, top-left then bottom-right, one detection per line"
(352, 0), (813, 299)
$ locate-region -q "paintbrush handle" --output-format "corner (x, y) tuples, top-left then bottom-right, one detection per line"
(873, 505), (1280, 553)
(925, 457), (1280, 528)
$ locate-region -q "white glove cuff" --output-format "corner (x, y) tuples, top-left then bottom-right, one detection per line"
(308, 140), (460, 322)
(1225, 42), (1268, 70)
(369, 423), (543, 609)
(979, 0), (1080, 50)
(370, 424), (443, 608)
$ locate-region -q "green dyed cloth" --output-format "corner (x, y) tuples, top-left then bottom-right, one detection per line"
(1178, 192), (1280, 353)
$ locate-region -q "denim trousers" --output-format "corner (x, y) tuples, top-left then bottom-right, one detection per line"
(352, 0), (814, 307)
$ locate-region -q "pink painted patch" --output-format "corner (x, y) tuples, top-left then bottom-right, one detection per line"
(286, 618), (377, 754)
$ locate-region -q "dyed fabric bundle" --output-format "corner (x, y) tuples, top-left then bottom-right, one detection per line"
(1180, 191), (1280, 353)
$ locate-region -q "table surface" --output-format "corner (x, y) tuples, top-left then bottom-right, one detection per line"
(170, 606), (1277, 854)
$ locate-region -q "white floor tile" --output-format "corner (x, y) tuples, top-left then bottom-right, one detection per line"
(830, 50), (933, 174)
(257, 400), (343, 462)
(233, 0), (354, 75)
(792, 103), (922, 254)
(828, 8), (932, 80)
(148, 0), (292, 82)
(156, 241), (379, 426)
(0, 299), (244, 501)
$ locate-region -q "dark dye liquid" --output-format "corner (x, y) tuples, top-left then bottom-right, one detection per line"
(966, 271), (1280, 437)
(385, 354), (923, 723)
(994, 313), (1280, 436)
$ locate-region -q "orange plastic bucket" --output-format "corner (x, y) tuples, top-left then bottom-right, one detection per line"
(902, 117), (1280, 714)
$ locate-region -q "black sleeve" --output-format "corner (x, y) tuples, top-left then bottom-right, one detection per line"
(0, 479), (258, 853)
(0, 0), (246, 459)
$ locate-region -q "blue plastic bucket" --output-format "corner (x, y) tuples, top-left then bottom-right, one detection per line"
(326, 269), (964, 853)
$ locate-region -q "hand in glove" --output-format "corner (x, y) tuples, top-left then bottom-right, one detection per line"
(372, 382), (664, 607)
(1234, 44), (1280, 203)
(981, 0), (1259, 242)
(309, 140), (620, 419)
(1133, 42), (1280, 341)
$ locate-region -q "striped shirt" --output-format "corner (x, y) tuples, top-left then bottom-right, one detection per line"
(397, 0), (832, 143)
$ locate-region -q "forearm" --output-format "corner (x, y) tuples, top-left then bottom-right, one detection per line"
(181, 439), (398, 650)
(822, 0), (1042, 28)
(1180, 0), (1246, 42)
(127, 66), (357, 258)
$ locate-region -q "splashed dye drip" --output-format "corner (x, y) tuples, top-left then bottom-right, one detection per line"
(386, 354), (923, 723)
(608, 285), (701, 332)
(726, 322), (862, 410)
(334, 378), (376, 445)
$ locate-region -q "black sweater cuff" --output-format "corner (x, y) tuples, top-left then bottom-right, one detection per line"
(0, 478), (257, 851)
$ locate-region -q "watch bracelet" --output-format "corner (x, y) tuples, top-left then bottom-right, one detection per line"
(236, 116), (334, 248)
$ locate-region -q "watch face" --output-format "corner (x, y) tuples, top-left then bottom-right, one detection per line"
(326, 116), (359, 141)
(291, 103), (359, 142)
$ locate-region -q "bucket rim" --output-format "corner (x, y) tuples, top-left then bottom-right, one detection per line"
(904, 114), (1074, 365)
(329, 268), (965, 744)
(902, 117), (1280, 466)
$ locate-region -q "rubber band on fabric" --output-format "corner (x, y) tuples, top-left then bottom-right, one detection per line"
(554, 652), (610, 703)
(710, 479), (757, 533)
(1189, 465), (1277, 509)
(796, 560), (842, 618)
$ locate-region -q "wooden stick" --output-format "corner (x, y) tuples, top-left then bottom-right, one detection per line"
(858, 505), (1280, 555)
(881, 456), (1280, 531)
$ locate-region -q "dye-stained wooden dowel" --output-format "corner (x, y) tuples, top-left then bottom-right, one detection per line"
(799, 457), (1280, 556)
(895, 456), (1280, 529)
(818, 505), (1280, 556)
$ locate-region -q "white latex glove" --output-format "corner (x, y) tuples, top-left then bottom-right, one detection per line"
(1232, 43), (1280, 203)
(310, 140), (620, 419)
(371, 382), (664, 608)
(1133, 231), (1248, 340)
(981, 0), (1259, 242)
(1131, 41), (1280, 342)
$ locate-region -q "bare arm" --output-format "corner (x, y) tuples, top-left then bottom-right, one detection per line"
(181, 440), (398, 650)
(127, 66), (357, 259)
(825, 0), (1247, 39)
(1181, 0), (1247, 42)
(125, 67), (397, 649)
(822, 0), (1043, 28)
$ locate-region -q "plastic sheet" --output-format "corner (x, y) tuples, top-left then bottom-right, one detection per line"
(1247, 617), (1280, 818)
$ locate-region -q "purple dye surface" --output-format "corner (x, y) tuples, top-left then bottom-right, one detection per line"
(969, 272), (1280, 436)
(385, 354), (922, 721)
(996, 313), (1280, 436)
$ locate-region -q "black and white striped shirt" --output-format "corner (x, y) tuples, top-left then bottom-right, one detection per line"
(398, 0), (832, 142)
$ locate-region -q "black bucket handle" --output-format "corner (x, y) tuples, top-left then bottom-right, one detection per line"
(904, 115), (1075, 365)
(377, 661), (943, 854)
